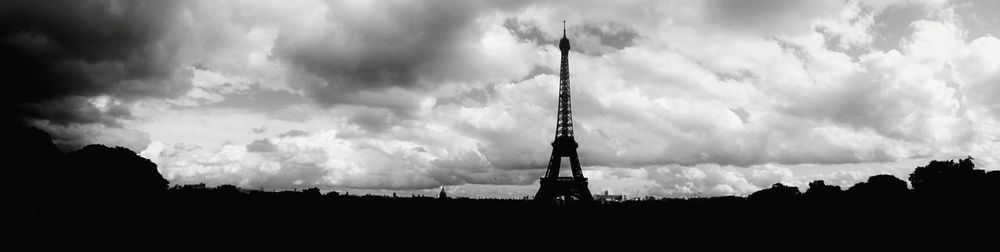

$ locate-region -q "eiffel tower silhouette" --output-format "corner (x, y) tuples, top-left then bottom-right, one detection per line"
(534, 21), (594, 202)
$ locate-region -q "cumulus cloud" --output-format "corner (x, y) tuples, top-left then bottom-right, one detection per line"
(140, 114), (555, 190)
(640, 164), (795, 197)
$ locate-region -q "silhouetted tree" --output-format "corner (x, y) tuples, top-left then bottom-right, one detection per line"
(215, 184), (241, 194)
(324, 190), (341, 198)
(3, 125), (171, 218)
(62, 144), (168, 199)
(987, 170), (1000, 193)
(908, 156), (989, 198)
(748, 183), (800, 202)
(804, 180), (843, 200)
(848, 174), (908, 199)
(4, 125), (62, 215)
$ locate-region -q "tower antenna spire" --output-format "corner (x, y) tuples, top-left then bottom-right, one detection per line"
(563, 20), (566, 37)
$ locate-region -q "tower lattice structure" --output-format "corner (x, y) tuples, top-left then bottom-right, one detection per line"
(534, 22), (594, 202)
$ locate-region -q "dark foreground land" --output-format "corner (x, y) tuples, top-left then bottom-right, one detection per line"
(9, 188), (999, 246)
(4, 125), (1000, 246)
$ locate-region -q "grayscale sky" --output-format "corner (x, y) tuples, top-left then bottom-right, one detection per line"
(5, 0), (1000, 198)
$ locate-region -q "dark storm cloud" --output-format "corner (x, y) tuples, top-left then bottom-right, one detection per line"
(272, 1), (478, 91)
(24, 96), (133, 127)
(0, 0), (193, 148)
(271, 0), (533, 109)
(0, 0), (191, 108)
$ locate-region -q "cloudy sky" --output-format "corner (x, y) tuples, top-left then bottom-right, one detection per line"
(6, 0), (1000, 198)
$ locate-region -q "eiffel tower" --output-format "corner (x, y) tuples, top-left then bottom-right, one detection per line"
(534, 22), (594, 202)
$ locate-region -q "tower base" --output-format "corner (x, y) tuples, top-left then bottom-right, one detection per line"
(534, 177), (594, 202)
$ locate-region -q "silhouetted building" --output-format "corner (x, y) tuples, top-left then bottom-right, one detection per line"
(438, 187), (449, 199)
(535, 21), (595, 202)
(594, 190), (625, 202)
(303, 187), (321, 196)
(180, 183), (207, 190)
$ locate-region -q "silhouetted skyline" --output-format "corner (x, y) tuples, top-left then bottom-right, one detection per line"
(6, 123), (999, 243)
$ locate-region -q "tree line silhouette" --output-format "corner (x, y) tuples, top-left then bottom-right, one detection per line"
(749, 157), (1000, 201)
(5, 124), (999, 242)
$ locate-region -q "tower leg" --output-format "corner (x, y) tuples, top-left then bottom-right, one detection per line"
(569, 152), (583, 179)
(546, 149), (562, 178)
